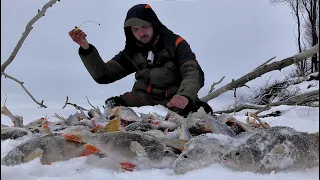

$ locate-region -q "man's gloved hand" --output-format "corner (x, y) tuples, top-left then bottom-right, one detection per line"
(167, 95), (189, 109)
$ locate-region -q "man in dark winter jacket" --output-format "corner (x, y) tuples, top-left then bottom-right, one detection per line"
(68, 4), (213, 117)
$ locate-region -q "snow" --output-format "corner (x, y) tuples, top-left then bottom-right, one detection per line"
(1, 1), (319, 179)
(1, 104), (319, 180)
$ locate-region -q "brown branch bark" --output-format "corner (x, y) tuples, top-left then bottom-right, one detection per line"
(200, 43), (319, 102)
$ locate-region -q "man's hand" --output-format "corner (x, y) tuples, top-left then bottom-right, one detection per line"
(167, 95), (189, 109)
(68, 26), (89, 49)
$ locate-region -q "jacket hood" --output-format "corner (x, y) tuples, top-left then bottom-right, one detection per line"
(123, 4), (168, 51)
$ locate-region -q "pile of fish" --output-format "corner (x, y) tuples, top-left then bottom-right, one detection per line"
(1, 105), (319, 174)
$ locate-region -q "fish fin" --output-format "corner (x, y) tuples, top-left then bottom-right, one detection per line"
(113, 107), (121, 117)
(176, 140), (188, 152)
(264, 122), (271, 128)
(91, 124), (102, 133)
(99, 117), (121, 133)
(41, 124), (52, 134)
(109, 107), (120, 117)
(177, 130), (182, 138)
(78, 149), (95, 157)
(83, 144), (101, 153)
(61, 133), (83, 142)
(39, 117), (45, 122)
(160, 138), (188, 152)
(23, 148), (43, 163)
(120, 162), (136, 171)
(130, 141), (146, 156)
(1, 104), (10, 116)
(163, 128), (169, 136)
(54, 113), (67, 122)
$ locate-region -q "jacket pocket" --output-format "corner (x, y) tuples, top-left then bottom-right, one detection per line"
(150, 61), (178, 89)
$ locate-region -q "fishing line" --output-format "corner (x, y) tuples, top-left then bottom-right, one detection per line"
(74, 21), (101, 31)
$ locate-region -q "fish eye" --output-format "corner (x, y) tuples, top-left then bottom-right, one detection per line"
(183, 155), (188, 159)
(164, 150), (169, 154)
(235, 152), (240, 156)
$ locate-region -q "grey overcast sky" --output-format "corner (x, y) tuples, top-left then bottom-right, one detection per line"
(1, 0), (298, 109)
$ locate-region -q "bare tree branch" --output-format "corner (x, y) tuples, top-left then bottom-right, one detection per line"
(62, 96), (69, 109)
(200, 43), (319, 102)
(1, 0), (60, 75)
(212, 104), (266, 114)
(208, 76), (225, 94)
(1, 72), (47, 108)
(251, 56), (277, 72)
(86, 96), (104, 118)
(1, 102), (24, 128)
(212, 90), (319, 114)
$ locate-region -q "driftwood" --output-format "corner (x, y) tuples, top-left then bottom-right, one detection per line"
(212, 90), (319, 114)
(200, 43), (319, 102)
(1, 0), (60, 108)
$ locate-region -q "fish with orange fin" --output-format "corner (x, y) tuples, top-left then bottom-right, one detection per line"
(108, 106), (142, 125)
(1, 133), (95, 166)
(91, 117), (123, 133)
(61, 131), (177, 171)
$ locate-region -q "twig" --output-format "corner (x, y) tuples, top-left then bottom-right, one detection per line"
(86, 96), (104, 118)
(233, 79), (237, 115)
(62, 96), (88, 111)
(4, 93), (8, 104)
(65, 102), (88, 111)
(86, 96), (98, 110)
(62, 96), (69, 109)
(1, 72), (47, 108)
(251, 56), (276, 72)
(1, 0), (60, 75)
(1, 100), (24, 127)
(208, 76), (225, 94)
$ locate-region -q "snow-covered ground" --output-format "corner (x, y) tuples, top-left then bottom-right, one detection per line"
(1, 104), (319, 180)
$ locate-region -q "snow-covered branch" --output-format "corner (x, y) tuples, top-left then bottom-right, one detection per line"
(200, 43), (319, 102)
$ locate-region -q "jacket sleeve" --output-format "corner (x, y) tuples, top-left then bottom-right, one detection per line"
(78, 44), (133, 84)
(174, 37), (205, 104)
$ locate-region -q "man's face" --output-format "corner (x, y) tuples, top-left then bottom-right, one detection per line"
(131, 25), (154, 44)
